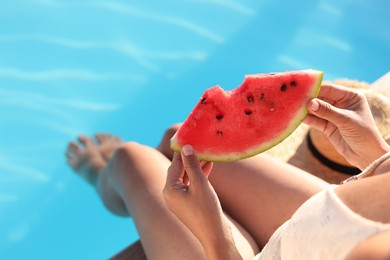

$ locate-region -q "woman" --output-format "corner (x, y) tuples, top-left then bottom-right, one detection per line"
(67, 83), (390, 259)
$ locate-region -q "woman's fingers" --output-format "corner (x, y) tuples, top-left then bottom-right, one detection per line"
(307, 98), (347, 127)
(165, 145), (212, 194)
(303, 114), (328, 132)
(317, 83), (353, 104)
(202, 161), (213, 178)
(181, 145), (207, 189)
(166, 152), (185, 188)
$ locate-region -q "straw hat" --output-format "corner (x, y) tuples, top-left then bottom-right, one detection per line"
(265, 78), (390, 184)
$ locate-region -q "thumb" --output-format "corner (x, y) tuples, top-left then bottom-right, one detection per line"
(181, 145), (206, 187)
(308, 98), (345, 125)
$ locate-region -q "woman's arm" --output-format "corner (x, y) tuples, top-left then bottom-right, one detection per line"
(163, 145), (243, 260)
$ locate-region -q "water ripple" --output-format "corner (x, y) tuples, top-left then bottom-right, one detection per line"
(33, 0), (225, 43)
(0, 67), (144, 82)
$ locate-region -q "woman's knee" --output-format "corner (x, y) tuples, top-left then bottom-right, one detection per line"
(111, 141), (148, 178)
(116, 140), (147, 162)
(112, 141), (170, 179)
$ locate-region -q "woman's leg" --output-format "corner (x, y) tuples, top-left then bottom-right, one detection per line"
(156, 123), (182, 160)
(338, 173), (390, 258)
(153, 124), (330, 248)
(209, 155), (329, 248)
(67, 134), (128, 216)
(67, 125), (328, 256)
(335, 173), (390, 224)
(67, 134), (258, 259)
(104, 142), (206, 259)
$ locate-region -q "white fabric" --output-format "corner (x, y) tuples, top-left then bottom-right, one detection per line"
(254, 185), (390, 260)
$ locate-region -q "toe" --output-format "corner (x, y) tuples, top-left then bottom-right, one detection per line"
(66, 156), (78, 168)
(67, 141), (81, 154)
(109, 135), (123, 143)
(96, 133), (123, 145)
(66, 142), (82, 162)
(66, 142), (83, 166)
(78, 135), (95, 148)
(95, 133), (108, 144)
(113, 136), (123, 143)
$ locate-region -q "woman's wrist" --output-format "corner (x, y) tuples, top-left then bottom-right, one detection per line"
(372, 153), (390, 176)
(357, 141), (390, 170)
(343, 151), (390, 184)
(367, 142), (390, 174)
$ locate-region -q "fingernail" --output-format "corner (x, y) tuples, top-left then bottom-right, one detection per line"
(310, 100), (319, 112)
(182, 145), (194, 156)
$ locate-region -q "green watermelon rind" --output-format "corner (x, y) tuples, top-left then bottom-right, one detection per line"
(171, 70), (323, 162)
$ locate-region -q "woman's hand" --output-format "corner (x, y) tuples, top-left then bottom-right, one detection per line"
(304, 83), (390, 169)
(163, 145), (241, 260)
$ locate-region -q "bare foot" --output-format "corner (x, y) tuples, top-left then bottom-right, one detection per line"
(66, 127), (179, 216)
(95, 133), (124, 162)
(66, 134), (128, 216)
(66, 135), (107, 186)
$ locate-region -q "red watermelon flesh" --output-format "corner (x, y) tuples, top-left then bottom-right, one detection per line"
(171, 69), (323, 162)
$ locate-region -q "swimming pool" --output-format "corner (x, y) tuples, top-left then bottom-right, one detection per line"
(0, 0), (389, 259)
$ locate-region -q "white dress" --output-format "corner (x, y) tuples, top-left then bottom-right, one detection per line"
(254, 185), (390, 260)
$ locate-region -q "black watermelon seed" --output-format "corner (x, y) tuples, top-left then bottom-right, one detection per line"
(217, 131), (223, 136)
(244, 110), (252, 116)
(290, 81), (297, 87)
(281, 84), (287, 92)
(260, 93), (265, 100)
(216, 115), (224, 120)
(247, 95), (254, 103)
(201, 97), (207, 104)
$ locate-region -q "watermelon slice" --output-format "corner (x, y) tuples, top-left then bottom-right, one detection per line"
(171, 69), (323, 162)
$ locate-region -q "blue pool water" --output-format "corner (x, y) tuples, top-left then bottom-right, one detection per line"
(0, 0), (389, 259)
